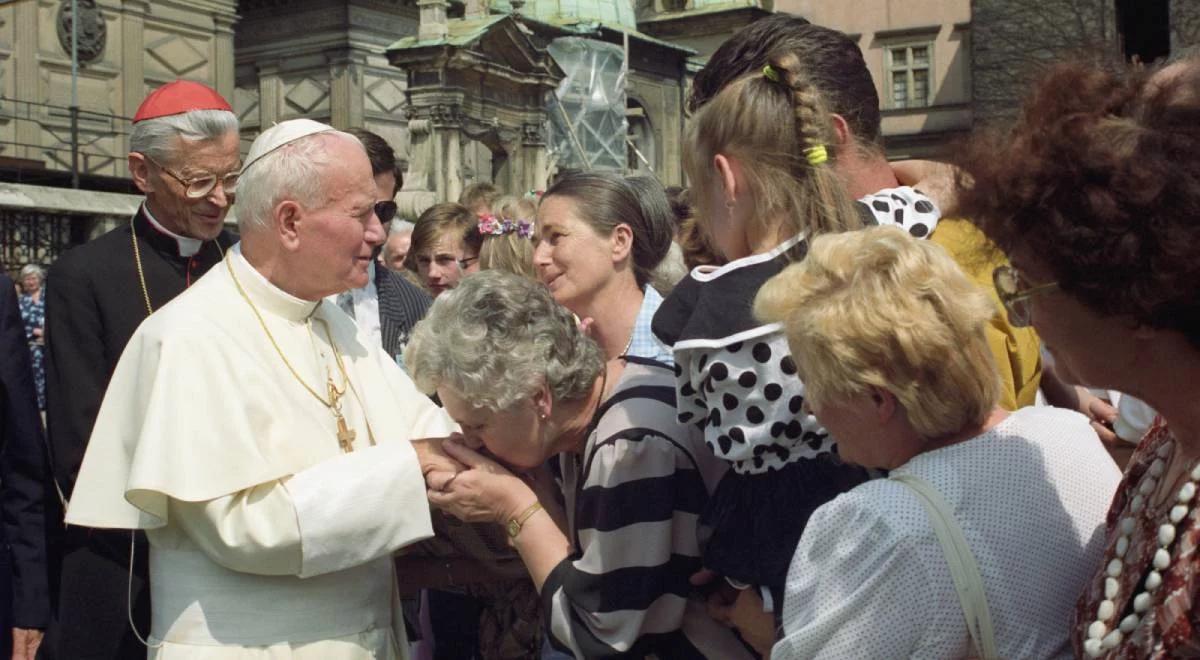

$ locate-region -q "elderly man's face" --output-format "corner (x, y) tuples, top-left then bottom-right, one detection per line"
(133, 131), (240, 241)
(294, 138), (386, 296)
(382, 231), (411, 271)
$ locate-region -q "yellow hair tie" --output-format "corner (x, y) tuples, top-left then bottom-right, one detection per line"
(762, 64), (781, 83)
(804, 145), (828, 166)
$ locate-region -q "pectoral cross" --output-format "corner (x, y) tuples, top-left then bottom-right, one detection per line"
(327, 378), (355, 453)
(336, 413), (357, 453)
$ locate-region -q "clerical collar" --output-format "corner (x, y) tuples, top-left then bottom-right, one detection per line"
(229, 244), (320, 322)
(142, 204), (203, 257)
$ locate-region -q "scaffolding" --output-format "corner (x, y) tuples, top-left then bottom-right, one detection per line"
(545, 37), (628, 172)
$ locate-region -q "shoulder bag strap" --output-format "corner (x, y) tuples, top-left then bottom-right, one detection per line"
(890, 473), (998, 659)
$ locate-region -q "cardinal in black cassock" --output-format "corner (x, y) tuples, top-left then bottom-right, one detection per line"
(41, 80), (239, 660)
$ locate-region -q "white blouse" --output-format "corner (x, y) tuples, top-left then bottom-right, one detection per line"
(773, 406), (1121, 660)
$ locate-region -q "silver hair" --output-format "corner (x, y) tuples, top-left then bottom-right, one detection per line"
(235, 130), (364, 233)
(389, 219), (415, 236)
(18, 264), (44, 282)
(404, 271), (604, 412)
(128, 109), (239, 164)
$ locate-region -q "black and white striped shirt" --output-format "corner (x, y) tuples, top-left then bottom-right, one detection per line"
(543, 357), (754, 659)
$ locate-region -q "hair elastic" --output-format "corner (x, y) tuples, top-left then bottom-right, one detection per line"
(804, 145), (828, 166)
(762, 64), (782, 83)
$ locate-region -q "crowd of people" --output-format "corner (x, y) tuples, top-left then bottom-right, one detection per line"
(1, 10), (1199, 660)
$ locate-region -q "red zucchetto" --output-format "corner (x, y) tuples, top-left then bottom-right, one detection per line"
(132, 80), (232, 123)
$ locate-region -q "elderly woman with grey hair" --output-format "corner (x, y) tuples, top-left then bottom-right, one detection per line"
(405, 272), (753, 660)
(17, 263), (46, 409)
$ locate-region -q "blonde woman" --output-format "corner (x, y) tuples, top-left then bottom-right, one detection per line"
(476, 195), (537, 279)
(756, 226), (1118, 658)
(650, 51), (941, 612)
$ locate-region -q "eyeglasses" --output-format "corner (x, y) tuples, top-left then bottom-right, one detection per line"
(375, 201), (398, 224)
(457, 256), (479, 270)
(144, 153), (239, 199)
(993, 265), (1058, 328)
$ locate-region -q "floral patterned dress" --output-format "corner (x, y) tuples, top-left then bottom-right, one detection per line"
(18, 292), (45, 410)
(1073, 419), (1200, 658)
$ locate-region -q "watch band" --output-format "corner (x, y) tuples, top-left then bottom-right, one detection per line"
(506, 501), (544, 539)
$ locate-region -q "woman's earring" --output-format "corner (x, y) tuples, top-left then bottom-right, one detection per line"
(725, 198), (737, 223)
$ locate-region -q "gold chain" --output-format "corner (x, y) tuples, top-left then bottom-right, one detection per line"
(224, 254), (376, 450)
(131, 217), (225, 317)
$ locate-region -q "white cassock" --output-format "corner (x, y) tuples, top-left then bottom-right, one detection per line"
(66, 244), (454, 659)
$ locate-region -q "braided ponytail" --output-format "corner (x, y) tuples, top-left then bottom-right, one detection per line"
(683, 48), (861, 261)
(769, 53), (832, 170)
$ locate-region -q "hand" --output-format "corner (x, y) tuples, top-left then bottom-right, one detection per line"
(411, 437), (467, 477)
(1077, 388), (1119, 445)
(12, 627), (44, 660)
(577, 316), (595, 338)
(891, 159), (959, 215)
(707, 586), (776, 657)
(426, 439), (536, 524)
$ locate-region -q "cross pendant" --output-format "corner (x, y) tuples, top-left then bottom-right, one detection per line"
(336, 414), (356, 453)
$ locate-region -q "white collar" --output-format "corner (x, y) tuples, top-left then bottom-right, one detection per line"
(142, 203), (204, 258)
(229, 244), (321, 323)
(688, 233), (806, 283)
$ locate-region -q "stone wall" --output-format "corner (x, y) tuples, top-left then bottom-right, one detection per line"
(971, 0), (1119, 125)
(0, 0), (238, 175)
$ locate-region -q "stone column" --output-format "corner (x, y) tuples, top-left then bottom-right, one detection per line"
(329, 49), (366, 129)
(518, 120), (549, 194)
(257, 60), (283, 127)
(13, 0), (40, 161)
(417, 0), (449, 41)
(213, 12), (238, 103)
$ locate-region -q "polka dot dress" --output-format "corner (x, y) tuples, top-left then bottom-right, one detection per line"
(650, 188), (942, 598)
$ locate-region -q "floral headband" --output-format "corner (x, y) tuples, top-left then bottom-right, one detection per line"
(478, 214), (534, 239)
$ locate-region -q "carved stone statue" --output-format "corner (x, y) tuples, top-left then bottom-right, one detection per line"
(57, 0), (107, 64)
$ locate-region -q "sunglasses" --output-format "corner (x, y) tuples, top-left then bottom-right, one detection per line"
(375, 201), (398, 224)
(993, 265), (1058, 328)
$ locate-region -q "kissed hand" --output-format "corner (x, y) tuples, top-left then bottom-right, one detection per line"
(425, 438), (536, 524)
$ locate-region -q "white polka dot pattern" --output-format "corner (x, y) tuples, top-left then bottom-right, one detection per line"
(673, 331), (834, 474)
(862, 186), (941, 236)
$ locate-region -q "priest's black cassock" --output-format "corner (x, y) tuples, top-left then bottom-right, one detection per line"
(42, 207), (233, 659)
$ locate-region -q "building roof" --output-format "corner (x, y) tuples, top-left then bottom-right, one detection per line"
(386, 11), (694, 56)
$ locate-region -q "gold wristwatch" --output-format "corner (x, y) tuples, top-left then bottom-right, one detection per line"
(506, 501), (544, 539)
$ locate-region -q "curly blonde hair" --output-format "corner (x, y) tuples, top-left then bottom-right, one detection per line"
(755, 226), (1001, 439)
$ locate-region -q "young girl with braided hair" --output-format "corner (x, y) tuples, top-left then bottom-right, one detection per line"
(651, 51), (942, 635)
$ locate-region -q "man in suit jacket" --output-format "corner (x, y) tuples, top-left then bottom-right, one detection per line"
(340, 128), (432, 363)
(0, 270), (51, 660)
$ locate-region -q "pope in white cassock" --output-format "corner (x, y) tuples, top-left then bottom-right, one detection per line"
(65, 119), (457, 658)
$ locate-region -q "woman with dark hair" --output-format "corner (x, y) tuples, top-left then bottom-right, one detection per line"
(957, 58), (1200, 658)
(534, 171), (674, 364)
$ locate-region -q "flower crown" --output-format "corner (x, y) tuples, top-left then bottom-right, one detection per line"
(478, 214), (533, 239)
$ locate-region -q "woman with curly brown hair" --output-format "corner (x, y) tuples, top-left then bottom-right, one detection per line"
(957, 58), (1200, 658)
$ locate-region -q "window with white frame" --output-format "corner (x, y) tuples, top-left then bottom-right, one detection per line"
(886, 43), (933, 109)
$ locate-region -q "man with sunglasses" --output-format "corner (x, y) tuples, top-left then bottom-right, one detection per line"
(339, 129), (432, 365)
(41, 80), (238, 660)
